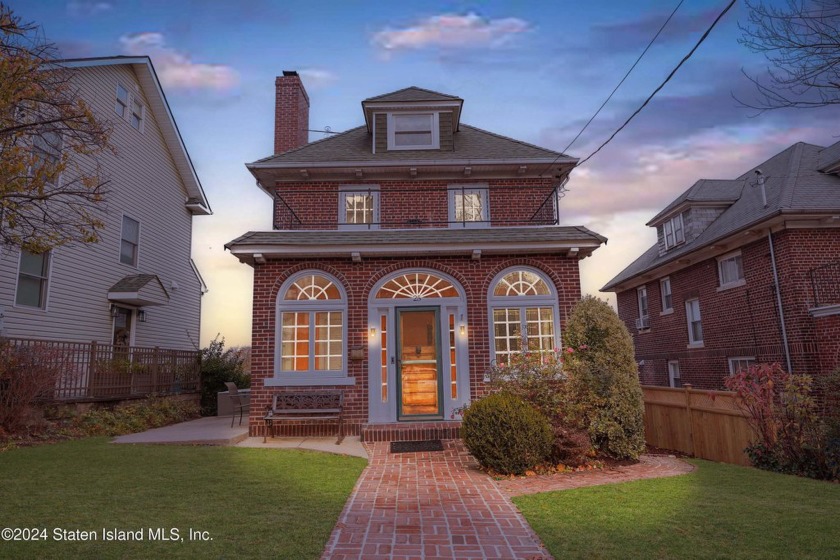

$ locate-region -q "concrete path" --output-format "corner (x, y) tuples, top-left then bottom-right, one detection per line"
(322, 440), (552, 560)
(237, 436), (368, 459)
(112, 416), (249, 445)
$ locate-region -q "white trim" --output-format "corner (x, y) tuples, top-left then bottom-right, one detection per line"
(488, 267), (560, 364)
(728, 356), (755, 376)
(248, 157), (578, 170)
(810, 304), (840, 318)
(660, 277), (673, 313)
(685, 298), (703, 345)
(190, 259), (209, 294)
(14, 248), (52, 311)
(111, 305), (136, 347)
(448, 184), (490, 228)
(119, 214), (141, 268)
(387, 112), (440, 151)
(338, 185), (380, 230)
(668, 360), (681, 388)
(663, 213), (685, 250)
(636, 285), (649, 328)
(717, 250), (745, 289)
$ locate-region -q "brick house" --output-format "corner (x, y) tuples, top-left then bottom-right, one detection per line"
(227, 72), (605, 440)
(602, 140), (840, 390)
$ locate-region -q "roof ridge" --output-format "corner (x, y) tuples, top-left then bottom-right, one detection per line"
(364, 86), (461, 102)
(248, 125), (367, 164)
(459, 123), (571, 160)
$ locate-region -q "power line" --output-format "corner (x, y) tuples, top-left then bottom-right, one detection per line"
(538, 0), (685, 178)
(578, 0), (737, 166)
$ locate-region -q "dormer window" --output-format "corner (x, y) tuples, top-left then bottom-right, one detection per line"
(388, 113), (439, 150)
(663, 213), (685, 249)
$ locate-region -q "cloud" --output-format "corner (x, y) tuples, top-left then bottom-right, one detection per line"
(372, 12), (530, 55)
(298, 69), (338, 90)
(67, 1), (112, 17)
(119, 32), (239, 91)
(590, 9), (720, 50)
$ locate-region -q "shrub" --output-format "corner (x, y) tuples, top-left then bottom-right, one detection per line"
(0, 341), (69, 433)
(550, 425), (592, 466)
(462, 392), (553, 475)
(562, 296), (646, 460)
(200, 336), (249, 416)
(74, 396), (199, 437)
(486, 349), (566, 420)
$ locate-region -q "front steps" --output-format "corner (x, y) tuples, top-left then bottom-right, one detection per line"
(360, 420), (462, 442)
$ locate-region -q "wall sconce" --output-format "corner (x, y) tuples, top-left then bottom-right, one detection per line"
(138, 309), (147, 323)
(459, 324), (466, 336)
(369, 327), (377, 338)
(110, 305), (119, 318)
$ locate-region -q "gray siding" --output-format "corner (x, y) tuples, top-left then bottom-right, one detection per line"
(374, 113), (387, 153)
(0, 65), (202, 351)
(439, 111), (453, 151)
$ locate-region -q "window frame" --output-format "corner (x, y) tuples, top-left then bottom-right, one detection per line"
(130, 97), (145, 132)
(271, 271), (353, 386)
(728, 356), (756, 376)
(488, 267), (560, 365)
(15, 249), (51, 310)
(120, 214), (140, 267)
(660, 277), (673, 314)
(31, 128), (63, 187)
(115, 84), (129, 117)
(685, 297), (704, 346)
(668, 360), (682, 388)
(338, 185), (380, 230)
(637, 285), (649, 328)
(717, 250), (745, 290)
(663, 213), (685, 249)
(387, 112), (440, 151)
(448, 184), (490, 228)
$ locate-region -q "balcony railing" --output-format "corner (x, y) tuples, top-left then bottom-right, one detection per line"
(808, 260), (840, 308)
(0, 338), (201, 402)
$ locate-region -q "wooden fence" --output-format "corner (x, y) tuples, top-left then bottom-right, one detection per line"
(1, 337), (201, 402)
(642, 385), (755, 466)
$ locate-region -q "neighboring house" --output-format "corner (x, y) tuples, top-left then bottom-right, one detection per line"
(603, 140), (840, 390)
(0, 57), (211, 353)
(227, 72), (605, 440)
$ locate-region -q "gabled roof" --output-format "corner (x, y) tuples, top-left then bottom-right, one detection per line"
(363, 86), (462, 103)
(819, 139), (840, 173)
(646, 179), (744, 226)
(602, 141), (840, 291)
(249, 123), (573, 167)
(56, 56), (212, 215)
(108, 274), (169, 306)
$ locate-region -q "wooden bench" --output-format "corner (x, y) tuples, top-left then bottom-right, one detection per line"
(263, 390), (345, 444)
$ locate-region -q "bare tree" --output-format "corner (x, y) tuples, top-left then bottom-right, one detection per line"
(738, 0), (840, 111)
(0, 4), (112, 253)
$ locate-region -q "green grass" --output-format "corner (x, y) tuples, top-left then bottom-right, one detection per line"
(0, 438), (366, 559)
(515, 459), (840, 560)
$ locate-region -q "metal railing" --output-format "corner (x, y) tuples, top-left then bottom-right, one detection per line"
(808, 259), (840, 308)
(1, 338), (201, 402)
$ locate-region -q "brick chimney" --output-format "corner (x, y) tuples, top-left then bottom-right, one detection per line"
(274, 71), (310, 154)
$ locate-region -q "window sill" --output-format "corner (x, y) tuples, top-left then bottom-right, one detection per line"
(686, 342), (705, 349)
(660, 309), (674, 316)
(266, 376), (356, 387)
(717, 279), (746, 292)
(637, 328), (651, 334)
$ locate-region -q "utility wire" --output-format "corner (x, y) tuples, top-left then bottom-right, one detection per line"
(538, 0), (685, 178)
(577, 0), (737, 166)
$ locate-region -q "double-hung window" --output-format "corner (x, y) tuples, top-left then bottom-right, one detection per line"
(120, 215), (140, 266)
(728, 357), (755, 376)
(663, 213), (685, 249)
(387, 113), (439, 150)
(489, 268), (558, 365)
(116, 85), (129, 117)
(339, 186), (379, 229)
(130, 99), (144, 131)
(448, 185), (489, 228)
(32, 128), (63, 185)
(660, 277), (673, 313)
(275, 272), (351, 385)
(686, 298), (703, 346)
(718, 251), (745, 289)
(668, 360), (682, 388)
(16, 250), (51, 308)
(636, 286), (649, 329)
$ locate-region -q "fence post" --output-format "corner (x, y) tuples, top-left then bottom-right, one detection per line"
(87, 341), (97, 398)
(152, 347), (160, 392)
(684, 383), (695, 456)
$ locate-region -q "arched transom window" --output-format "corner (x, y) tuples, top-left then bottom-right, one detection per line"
(489, 268), (559, 365)
(278, 273), (345, 374)
(376, 272), (459, 300)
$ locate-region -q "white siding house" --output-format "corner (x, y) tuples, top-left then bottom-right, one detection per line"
(0, 57), (211, 351)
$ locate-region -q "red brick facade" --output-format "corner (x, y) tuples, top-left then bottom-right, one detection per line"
(274, 72), (309, 154)
(248, 254), (582, 438)
(616, 228), (840, 389)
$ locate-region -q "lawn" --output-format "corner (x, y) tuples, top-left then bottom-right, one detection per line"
(0, 438), (366, 559)
(515, 459), (840, 560)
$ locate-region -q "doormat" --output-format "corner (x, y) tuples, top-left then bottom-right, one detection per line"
(390, 439), (444, 453)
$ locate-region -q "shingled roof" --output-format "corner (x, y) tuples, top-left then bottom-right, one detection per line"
(602, 141), (840, 291)
(363, 86), (462, 103)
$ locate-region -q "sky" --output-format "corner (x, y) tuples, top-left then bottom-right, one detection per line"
(9, 0), (840, 347)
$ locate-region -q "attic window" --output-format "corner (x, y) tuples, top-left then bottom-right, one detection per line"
(663, 213), (685, 249)
(388, 113), (439, 150)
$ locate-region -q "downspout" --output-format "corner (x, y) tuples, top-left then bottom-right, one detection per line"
(768, 230), (793, 373)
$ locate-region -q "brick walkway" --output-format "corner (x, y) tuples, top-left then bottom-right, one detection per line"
(321, 440), (551, 560)
(495, 454), (695, 497)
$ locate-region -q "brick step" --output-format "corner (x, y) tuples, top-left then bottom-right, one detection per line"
(360, 421), (462, 442)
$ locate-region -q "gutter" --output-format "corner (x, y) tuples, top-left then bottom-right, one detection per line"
(767, 230), (793, 373)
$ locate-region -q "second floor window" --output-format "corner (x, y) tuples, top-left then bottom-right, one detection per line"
(116, 84), (129, 117)
(686, 298), (703, 345)
(131, 99), (144, 131)
(339, 186), (379, 229)
(660, 277), (673, 312)
(636, 286), (649, 329)
(32, 128), (63, 185)
(718, 251), (745, 288)
(448, 186), (488, 228)
(16, 250), (51, 308)
(388, 113), (439, 150)
(120, 215), (140, 266)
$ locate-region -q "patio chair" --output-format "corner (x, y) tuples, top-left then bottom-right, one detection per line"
(225, 382), (250, 428)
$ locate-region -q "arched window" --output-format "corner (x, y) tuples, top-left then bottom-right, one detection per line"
(488, 268), (559, 365)
(277, 273), (346, 375)
(376, 272), (459, 300)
